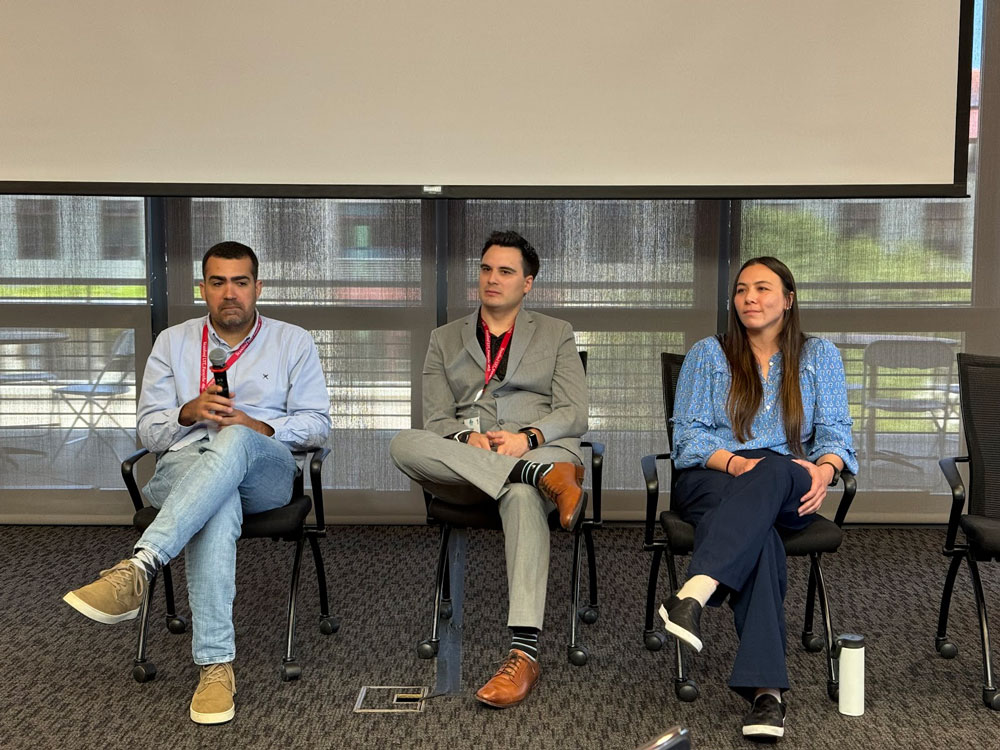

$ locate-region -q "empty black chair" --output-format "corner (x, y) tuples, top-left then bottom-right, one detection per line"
(641, 352), (857, 701)
(121, 446), (336, 683)
(936, 352), (1000, 710)
(417, 350), (604, 666)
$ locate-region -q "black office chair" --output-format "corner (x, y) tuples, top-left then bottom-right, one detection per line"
(935, 352), (1000, 710)
(416, 350), (604, 666)
(641, 352), (857, 701)
(121, 445), (336, 683)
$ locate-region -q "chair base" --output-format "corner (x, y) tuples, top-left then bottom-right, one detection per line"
(131, 529), (333, 684)
(674, 678), (698, 702)
(280, 660), (302, 682)
(418, 515), (600, 668)
(132, 660), (156, 684)
(935, 636), (958, 659)
(567, 644), (589, 666)
(644, 629), (667, 652)
(936, 549), (998, 708)
(647, 541), (840, 704)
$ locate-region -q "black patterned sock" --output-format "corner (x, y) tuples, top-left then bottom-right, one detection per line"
(510, 626), (540, 661)
(508, 460), (553, 488)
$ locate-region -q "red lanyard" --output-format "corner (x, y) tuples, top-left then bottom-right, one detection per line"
(482, 319), (514, 386)
(200, 316), (263, 392)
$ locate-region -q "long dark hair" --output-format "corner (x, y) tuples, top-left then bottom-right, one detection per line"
(720, 257), (807, 456)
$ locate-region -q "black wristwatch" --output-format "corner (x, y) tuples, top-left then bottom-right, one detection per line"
(818, 461), (842, 486)
(519, 427), (540, 450)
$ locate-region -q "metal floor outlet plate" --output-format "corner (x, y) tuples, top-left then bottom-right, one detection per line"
(354, 686), (429, 713)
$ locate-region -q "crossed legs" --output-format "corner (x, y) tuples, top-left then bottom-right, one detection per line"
(668, 451), (813, 739)
(390, 429), (580, 706)
(674, 451), (812, 695)
(64, 425), (296, 723)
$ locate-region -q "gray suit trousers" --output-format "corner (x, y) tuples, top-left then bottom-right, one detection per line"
(390, 428), (578, 630)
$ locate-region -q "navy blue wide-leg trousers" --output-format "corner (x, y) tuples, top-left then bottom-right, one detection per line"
(673, 449), (814, 700)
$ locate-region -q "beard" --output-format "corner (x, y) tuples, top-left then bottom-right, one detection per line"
(211, 305), (254, 332)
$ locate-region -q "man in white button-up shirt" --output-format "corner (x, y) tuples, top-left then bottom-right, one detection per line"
(64, 242), (330, 725)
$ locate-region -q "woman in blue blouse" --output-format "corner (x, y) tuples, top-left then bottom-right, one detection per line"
(660, 257), (857, 741)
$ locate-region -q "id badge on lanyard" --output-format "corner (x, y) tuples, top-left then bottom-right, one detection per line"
(478, 319), (513, 402)
(199, 316), (263, 392)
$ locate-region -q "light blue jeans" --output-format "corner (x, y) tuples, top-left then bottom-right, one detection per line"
(139, 425), (296, 665)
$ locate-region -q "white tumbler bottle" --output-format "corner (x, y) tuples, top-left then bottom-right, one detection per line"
(837, 634), (865, 716)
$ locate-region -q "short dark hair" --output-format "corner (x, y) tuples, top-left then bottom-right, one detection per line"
(480, 230), (540, 278)
(202, 241), (259, 280)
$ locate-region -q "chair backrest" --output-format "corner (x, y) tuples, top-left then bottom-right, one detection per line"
(96, 329), (136, 385)
(863, 339), (954, 370)
(862, 338), (955, 411)
(660, 352), (686, 451)
(957, 352), (1000, 519)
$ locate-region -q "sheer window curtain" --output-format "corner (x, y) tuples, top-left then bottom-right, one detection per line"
(0, 195), (148, 522)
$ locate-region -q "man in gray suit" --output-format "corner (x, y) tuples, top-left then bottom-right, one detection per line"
(390, 230), (588, 708)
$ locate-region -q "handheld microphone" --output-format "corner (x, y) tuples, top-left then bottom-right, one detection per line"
(208, 348), (230, 398)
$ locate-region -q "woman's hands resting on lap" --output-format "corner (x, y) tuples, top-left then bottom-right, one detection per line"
(720, 453), (836, 517)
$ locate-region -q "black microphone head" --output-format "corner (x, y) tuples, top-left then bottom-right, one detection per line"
(209, 348), (227, 368)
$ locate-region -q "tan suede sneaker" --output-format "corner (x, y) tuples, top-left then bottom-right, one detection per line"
(190, 662), (236, 725)
(62, 560), (146, 624)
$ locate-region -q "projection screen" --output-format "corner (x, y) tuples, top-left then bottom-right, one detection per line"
(0, 0), (973, 198)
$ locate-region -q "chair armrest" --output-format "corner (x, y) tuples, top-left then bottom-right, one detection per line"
(581, 439), (605, 525)
(120, 448), (152, 513)
(831, 469), (858, 527)
(939, 456), (969, 550)
(641, 453), (670, 547)
(308, 446), (331, 533)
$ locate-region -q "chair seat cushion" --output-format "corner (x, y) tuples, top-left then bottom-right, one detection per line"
(426, 497), (564, 531)
(658, 510), (695, 554)
(133, 495), (312, 541)
(779, 516), (843, 555)
(659, 511), (843, 557)
(960, 515), (1000, 560)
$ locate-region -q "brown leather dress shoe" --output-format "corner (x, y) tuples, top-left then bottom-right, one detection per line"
(538, 462), (586, 530)
(474, 649), (541, 708)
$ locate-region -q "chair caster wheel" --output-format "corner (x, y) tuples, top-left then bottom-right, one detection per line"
(132, 661), (157, 683)
(675, 679), (699, 702)
(166, 615), (187, 634)
(319, 616), (339, 635)
(416, 640), (439, 659)
(801, 632), (824, 652)
(936, 637), (958, 659)
(578, 606), (599, 625)
(984, 689), (1000, 710)
(280, 662), (302, 682)
(568, 645), (589, 666)
(827, 681), (839, 701)
(439, 601), (453, 620)
(644, 630), (666, 651)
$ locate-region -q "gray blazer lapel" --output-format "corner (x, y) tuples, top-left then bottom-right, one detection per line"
(461, 310), (486, 370)
(504, 308), (536, 379)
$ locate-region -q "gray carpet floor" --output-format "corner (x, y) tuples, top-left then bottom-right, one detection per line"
(1, 524), (999, 749)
